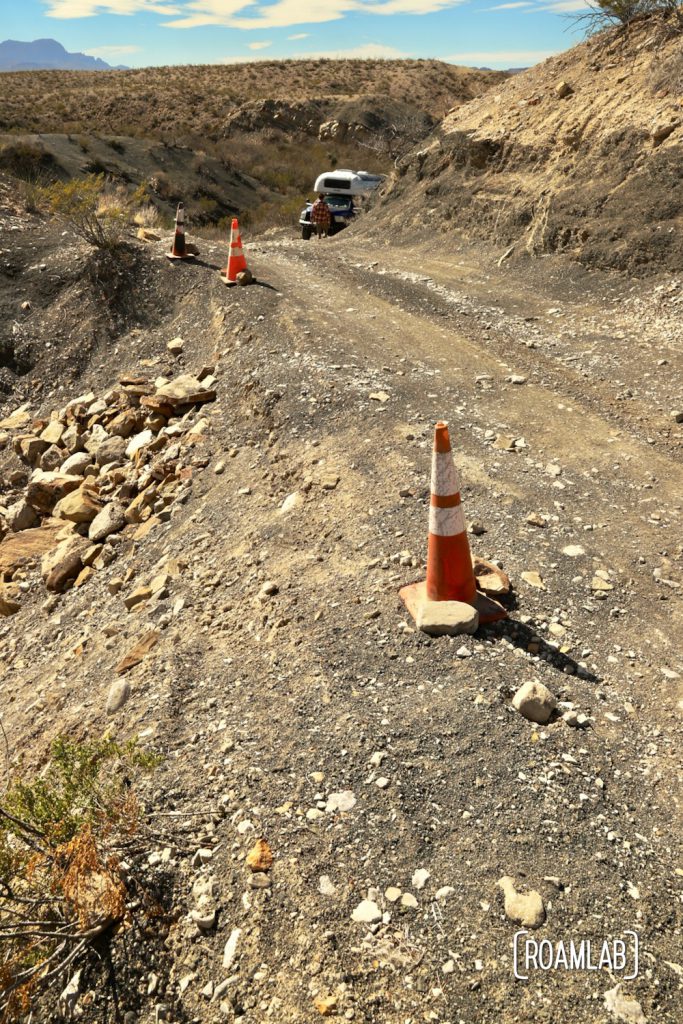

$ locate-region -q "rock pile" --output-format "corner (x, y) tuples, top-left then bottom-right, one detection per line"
(0, 370), (217, 611)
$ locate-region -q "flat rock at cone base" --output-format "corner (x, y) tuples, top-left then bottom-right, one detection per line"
(401, 579), (507, 626)
(416, 600), (479, 637)
(155, 374), (216, 408)
(498, 876), (545, 928)
(472, 557), (511, 596)
(512, 680), (556, 724)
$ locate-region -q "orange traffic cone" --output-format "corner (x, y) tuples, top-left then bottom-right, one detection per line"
(220, 218), (249, 284)
(400, 421), (507, 626)
(166, 203), (195, 261)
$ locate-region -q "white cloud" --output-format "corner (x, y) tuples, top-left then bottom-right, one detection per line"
(46, 0), (468, 28)
(44, 0), (181, 16)
(537, 0), (590, 9)
(248, 40), (273, 49)
(487, 1), (534, 8)
(446, 49), (559, 67)
(288, 32), (310, 39)
(219, 42), (412, 64)
(85, 43), (141, 55)
(304, 42), (411, 58)
(163, 0), (465, 30)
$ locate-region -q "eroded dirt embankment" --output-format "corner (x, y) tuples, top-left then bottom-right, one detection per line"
(371, 18), (683, 276)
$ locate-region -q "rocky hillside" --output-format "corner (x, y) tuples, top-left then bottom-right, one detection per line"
(371, 17), (683, 275)
(0, 59), (506, 140)
(0, 60), (506, 233)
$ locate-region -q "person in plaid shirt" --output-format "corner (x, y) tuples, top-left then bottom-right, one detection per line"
(310, 194), (332, 238)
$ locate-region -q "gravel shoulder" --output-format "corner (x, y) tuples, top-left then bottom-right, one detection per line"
(0, 214), (681, 1022)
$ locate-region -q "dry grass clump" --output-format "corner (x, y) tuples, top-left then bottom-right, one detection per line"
(0, 736), (159, 1020)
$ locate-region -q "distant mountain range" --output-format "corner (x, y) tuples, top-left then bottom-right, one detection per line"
(0, 39), (128, 72)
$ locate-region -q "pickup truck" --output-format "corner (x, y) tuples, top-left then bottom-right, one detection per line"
(299, 169), (384, 240)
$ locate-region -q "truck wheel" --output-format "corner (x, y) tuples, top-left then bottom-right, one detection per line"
(302, 225), (312, 240)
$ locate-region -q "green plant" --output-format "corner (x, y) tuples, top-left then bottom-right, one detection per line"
(42, 175), (128, 250)
(0, 736), (159, 1020)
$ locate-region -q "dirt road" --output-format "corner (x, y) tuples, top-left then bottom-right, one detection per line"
(1, 224), (682, 1022)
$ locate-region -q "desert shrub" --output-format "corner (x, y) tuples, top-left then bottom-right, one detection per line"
(0, 141), (54, 180)
(581, 0), (683, 27)
(0, 736), (159, 1020)
(40, 174), (145, 249)
(133, 203), (162, 228)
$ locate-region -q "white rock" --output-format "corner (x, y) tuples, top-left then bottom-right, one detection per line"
(562, 544), (585, 557)
(401, 893), (418, 908)
(512, 681), (556, 724)
(61, 452), (92, 476)
(280, 491), (304, 514)
(412, 868), (430, 890)
(190, 907), (216, 931)
(88, 502), (126, 543)
(497, 875), (545, 928)
(319, 875), (337, 896)
(435, 886), (456, 901)
(223, 928), (242, 970)
(603, 983), (646, 1024)
(325, 790), (356, 813)
(106, 679), (130, 714)
(126, 430), (153, 459)
(351, 899), (382, 924)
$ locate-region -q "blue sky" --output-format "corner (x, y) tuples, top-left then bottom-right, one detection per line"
(3, 0), (589, 69)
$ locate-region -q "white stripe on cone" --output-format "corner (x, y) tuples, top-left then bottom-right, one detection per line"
(429, 504), (466, 537)
(431, 450), (461, 496)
